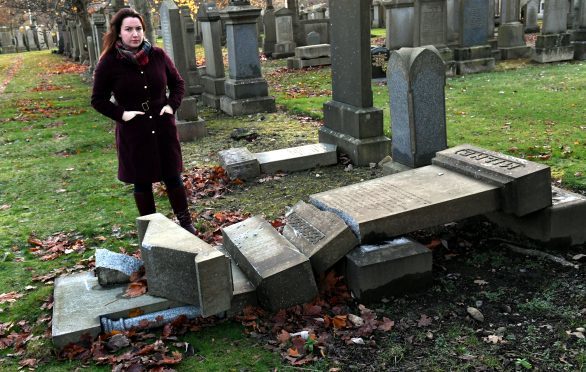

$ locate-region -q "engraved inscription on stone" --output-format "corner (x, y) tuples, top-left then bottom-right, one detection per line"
(467, 8), (483, 33)
(455, 148), (524, 170)
(420, 3), (443, 45)
(287, 212), (325, 245)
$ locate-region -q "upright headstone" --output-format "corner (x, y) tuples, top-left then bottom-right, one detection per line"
(387, 47), (447, 169)
(0, 29), (15, 53)
(453, 0), (495, 74)
(532, 0), (574, 62)
(87, 36), (97, 72)
(219, 0), (276, 116)
(76, 21), (89, 64)
(160, 0), (207, 141)
(300, 19), (330, 44)
(262, 0), (277, 56)
(198, 2), (226, 109)
(447, 0), (461, 46)
(26, 27), (38, 51)
(58, 21), (69, 55)
(37, 26), (48, 49)
(524, 0), (541, 32)
(383, 0), (415, 50)
(372, 0), (384, 27)
(413, 0), (455, 74)
(319, 0), (391, 166)
(574, 0), (586, 59)
(273, 8), (297, 58)
(15, 28), (27, 52)
(180, 6), (203, 95)
(497, 0), (531, 59)
(91, 12), (107, 59)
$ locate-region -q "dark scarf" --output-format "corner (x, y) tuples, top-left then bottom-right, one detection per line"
(115, 39), (151, 66)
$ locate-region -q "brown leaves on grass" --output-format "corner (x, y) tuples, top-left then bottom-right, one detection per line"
(125, 267), (147, 298)
(43, 61), (89, 75)
(27, 232), (86, 261)
(155, 166), (242, 202)
(13, 99), (86, 122)
(32, 257), (94, 284)
(195, 209), (251, 245)
(0, 292), (23, 304)
(0, 55), (23, 95)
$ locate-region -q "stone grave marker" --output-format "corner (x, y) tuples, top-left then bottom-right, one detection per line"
(447, 0), (461, 46)
(198, 2), (226, 109)
(300, 19), (330, 45)
(383, 0), (415, 50)
(346, 237), (432, 303)
(139, 213), (232, 317)
(287, 43), (331, 68)
(413, 0), (455, 74)
(218, 147), (260, 180)
(282, 201), (359, 274)
(524, 0), (541, 32)
(532, 0), (574, 62)
(262, 0), (277, 56)
(574, 0), (586, 60)
(387, 46), (447, 169)
(95, 249), (143, 286)
(273, 8), (297, 58)
(542, 0), (569, 34)
(255, 143), (337, 174)
(216, 245), (258, 316)
(91, 12), (107, 59)
(306, 30), (320, 45)
(432, 144), (552, 216)
(453, 0), (495, 74)
(497, 0), (531, 59)
(222, 216), (318, 311)
(320, 0), (390, 166)
(52, 271), (182, 348)
(310, 164), (501, 243)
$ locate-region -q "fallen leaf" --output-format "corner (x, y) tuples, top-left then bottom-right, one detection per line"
(124, 280), (147, 298)
(0, 204), (10, 211)
(287, 347), (300, 357)
(467, 307), (484, 322)
(378, 317), (394, 332)
(277, 329), (290, 344)
(417, 314), (432, 327)
(474, 279), (488, 286)
(0, 292), (23, 304)
(332, 315), (347, 329)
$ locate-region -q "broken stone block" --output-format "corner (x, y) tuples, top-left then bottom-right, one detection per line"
(222, 216), (318, 311)
(218, 147), (260, 180)
(345, 237), (432, 303)
(432, 144), (552, 216)
(95, 249), (143, 286)
(140, 215), (232, 317)
(486, 186), (586, 247)
(255, 143), (337, 174)
(217, 245), (258, 316)
(52, 271), (182, 348)
(282, 201), (358, 274)
(310, 165), (500, 243)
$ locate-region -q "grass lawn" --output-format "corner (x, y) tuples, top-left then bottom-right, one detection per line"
(0, 48), (584, 371)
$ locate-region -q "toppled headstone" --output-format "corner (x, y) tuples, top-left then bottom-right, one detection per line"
(282, 201), (359, 274)
(52, 271), (182, 348)
(310, 164), (500, 243)
(255, 143), (337, 174)
(139, 214), (232, 317)
(486, 186), (586, 247)
(218, 147), (260, 181)
(345, 237), (432, 303)
(432, 144), (552, 216)
(287, 44), (331, 69)
(217, 245), (258, 316)
(95, 249), (143, 286)
(222, 216), (318, 311)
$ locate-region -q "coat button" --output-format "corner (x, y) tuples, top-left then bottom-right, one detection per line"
(140, 71), (144, 74)
(149, 115), (152, 119)
(151, 131), (155, 134)
(144, 85), (147, 89)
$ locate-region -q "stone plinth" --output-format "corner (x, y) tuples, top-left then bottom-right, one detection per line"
(255, 143), (337, 174)
(218, 147), (261, 180)
(346, 237), (432, 303)
(282, 201), (359, 274)
(497, 22), (530, 59)
(222, 216), (318, 311)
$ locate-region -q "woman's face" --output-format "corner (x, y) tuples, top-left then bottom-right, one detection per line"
(119, 17), (144, 50)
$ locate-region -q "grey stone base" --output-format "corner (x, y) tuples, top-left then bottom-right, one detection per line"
(176, 96), (199, 122)
(177, 118), (207, 142)
(381, 160), (413, 175)
(224, 78), (269, 100)
(499, 45), (531, 60)
(345, 237), (432, 303)
(573, 41), (586, 60)
(273, 42), (296, 58)
(318, 126), (391, 166)
(202, 75), (225, 96)
(287, 56), (331, 69)
(445, 61), (457, 77)
(323, 100), (384, 138)
(486, 187), (586, 247)
(532, 46), (575, 63)
(202, 92), (222, 109)
(454, 45), (492, 60)
(456, 58), (496, 75)
(220, 95), (276, 116)
(497, 22), (526, 48)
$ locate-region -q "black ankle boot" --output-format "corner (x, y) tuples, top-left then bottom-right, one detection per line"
(133, 191), (156, 216)
(167, 185), (197, 235)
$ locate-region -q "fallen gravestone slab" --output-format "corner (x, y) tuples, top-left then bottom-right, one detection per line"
(346, 237), (432, 303)
(216, 245), (258, 316)
(255, 143), (337, 174)
(52, 271), (182, 348)
(139, 214), (232, 317)
(222, 216), (318, 311)
(95, 249), (143, 286)
(218, 147), (260, 181)
(282, 201), (359, 274)
(432, 144), (552, 216)
(310, 165), (500, 243)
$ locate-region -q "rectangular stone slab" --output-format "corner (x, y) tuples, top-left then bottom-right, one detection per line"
(52, 271), (182, 348)
(140, 216), (232, 317)
(282, 201), (359, 274)
(218, 147), (260, 181)
(255, 143), (337, 174)
(345, 237), (432, 303)
(221, 216), (318, 311)
(432, 144), (552, 216)
(309, 165), (500, 243)
(216, 245), (258, 316)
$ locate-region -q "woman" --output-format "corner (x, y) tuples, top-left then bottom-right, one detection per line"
(91, 8), (196, 235)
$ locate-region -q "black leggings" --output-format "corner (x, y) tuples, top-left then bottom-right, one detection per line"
(133, 175), (183, 193)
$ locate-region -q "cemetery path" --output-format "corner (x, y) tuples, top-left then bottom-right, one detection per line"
(0, 54), (23, 95)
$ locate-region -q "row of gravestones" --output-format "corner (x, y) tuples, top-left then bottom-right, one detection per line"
(0, 24), (55, 54)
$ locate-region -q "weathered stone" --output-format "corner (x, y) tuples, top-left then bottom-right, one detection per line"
(486, 186), (586, 246)
(388, 46), (447, 168)
(542, 0), (569, 34)
(413, 0), (448, 47)
(52, 271), (181, 348)
(524, 0), (540, 32)
(383, 0), (415, 50)
(216, 245), (257, 316)
(287, 56), (331, 68)
(140, 214), (232, 317)
(95, 249), (143, 286)
(218, 147), (260, 180)
(198, 2), (226, 109)
(221, 216), (318, 311)
(282, 201), (359, 274)
(345, 237), (432, 303)
(273, 8), (296, 58)
(459, 0), (489, 47)
(432, 144), (552, 216)
(310, 165), (500, 243)
(255, 143), (337, 174)
(294, 44), (330, 59)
